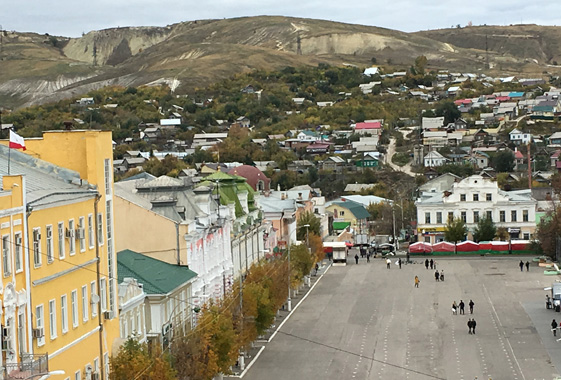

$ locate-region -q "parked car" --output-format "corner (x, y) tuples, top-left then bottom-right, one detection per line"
(377, 243), (395, 255)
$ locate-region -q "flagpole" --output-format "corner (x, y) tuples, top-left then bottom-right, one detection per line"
(7, 140), (10, 175)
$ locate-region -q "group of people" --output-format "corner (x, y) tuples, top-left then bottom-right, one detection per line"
(424, 258), (436, 270)
(519, 260), (530, 272)
(450, 299), (477, 334)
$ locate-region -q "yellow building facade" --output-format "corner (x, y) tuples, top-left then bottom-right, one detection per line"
(0, 130), (119, 380)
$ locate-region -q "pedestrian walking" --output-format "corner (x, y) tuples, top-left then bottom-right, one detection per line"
(425, 259), (429, 269)
(519, 260), (524, 272)
(469, 299), (474, 314)
(459, 300), (465, 315)
(355, 253), (359, 264)
(452, 301), (458, 315)
(315, 263), (319, 276)
(415, 275), (420, 288)
(434, 260), (437, 270)
(398, 258), (402, 269)
(440, 270), (444, 281)
(526, 261), (530, 271)
(386, 258), (391, 269)
(430, 259), (434, 269)
(468, 319), (473, 334)
(552, 319), (558, 337)
(472, 319), (476, 334)
(435, 269), (440, 281)
(366, 253), (370, 263)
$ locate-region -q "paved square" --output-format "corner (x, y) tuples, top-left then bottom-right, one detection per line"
(242, 255), (561, 380)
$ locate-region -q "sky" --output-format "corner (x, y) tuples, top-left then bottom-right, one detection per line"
(4, 0), (561, 37)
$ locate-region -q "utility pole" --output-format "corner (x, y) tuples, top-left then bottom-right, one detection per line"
(527, 141), (532, 189)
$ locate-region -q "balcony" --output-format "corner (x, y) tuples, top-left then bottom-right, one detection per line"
(3, 353), (49, 380)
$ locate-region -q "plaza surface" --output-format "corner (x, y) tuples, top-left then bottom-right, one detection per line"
(242, 255), (561, 380)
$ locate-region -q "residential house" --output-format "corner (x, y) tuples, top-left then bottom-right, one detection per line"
(344, 184), (376, 193)
(358, 82), (381, 94)
(287, 160), (315, 173)
(355, 152), (379, 168)
(236, 116), (251, 128)
(354, 121), (382, 135)
(509, 129), (532, 145)
(192, 133), (228, 149)
(550, 150), (561, 168)
(418, 173), (462, 194)
(471, 151), (490, 169)
(141, 127), (162, 142)
(423, 131), (448, 147)
(0, 131), (120, 380)
(514, 149), (525, 171)
(297, 131), (320, 142)
(321, 156), (347, 173)
(352, 137), (379, 153)
(228, 165), (271, 192)
(424, 151), (447, 167)
(422, 117), (445, 130)
(325, 199), (370, 236)
(117, 250), (197, 345)
(416, 175), (537, 243)
(117, 277), (147, 344)
(549, 131), (561, 146)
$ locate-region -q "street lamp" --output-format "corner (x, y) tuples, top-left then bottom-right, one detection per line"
(287, 224), (311, 312)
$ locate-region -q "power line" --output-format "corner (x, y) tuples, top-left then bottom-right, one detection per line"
(276, 330), (447, 380)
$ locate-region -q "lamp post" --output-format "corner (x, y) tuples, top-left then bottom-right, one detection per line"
(287, 224), (311, 312)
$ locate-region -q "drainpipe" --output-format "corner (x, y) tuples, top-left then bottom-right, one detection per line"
(175, 223), (181, 266)
(23, 179), (33, 355)
(94, 193), (105, 380)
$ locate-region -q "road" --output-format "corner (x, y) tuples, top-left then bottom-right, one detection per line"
(242, 256), (560, 380)
(386, 128), (414, 176)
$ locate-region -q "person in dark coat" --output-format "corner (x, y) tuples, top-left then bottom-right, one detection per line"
(459, 300), (465, 315)
(435, 270), (440, 282)
(468, 319), (473, 334)
(472, 319), (477, 334)
(430, 259), (434, 269)
(469, 299), (474, 314)
(425, 259), (429, 269)
(519, 260), (524, 272)
(355, 253), (359, 264)
(398, 258), (402, 269)
(440, 270), (444, 281)
(526, 261), (530, 271)
(553, 319), (558, 336)
(366, 253), (370, 263)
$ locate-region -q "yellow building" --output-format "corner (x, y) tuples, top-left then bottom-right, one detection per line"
(0, 130), (119, 380)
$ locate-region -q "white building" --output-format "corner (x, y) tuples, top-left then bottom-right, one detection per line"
(424, 151), (447, 167)
(509, 128), (532, 145)
(118, 277), (147, 343)
(416, 175), (537, 243)
(422, 117), (445, 130)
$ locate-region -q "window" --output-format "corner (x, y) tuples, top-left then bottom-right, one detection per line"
(35, 304), (45, 346)
(473, 193), (479, 201)
(91, 281), (97, 317)
(33, 228), (41, 268)
(460, 194), (466, 202)
(94, 357), (100, 376)
(97, 213), (104, 246)
(58, 222), (65, 259)
(473, 211), (479, 223)
(14, 232), (22, 273)
(461, 212), (467, 223)
(104, 159), (112, 195)
(61, 295), (68, 334)
(46, 225), (54, 263)
(425, 212), (431, 224)
(88, 214), (94, 249)
(448, 212), (454, 222)
(100, 278), (107, 312)
(436, 212), (442, 224)
(82, 285), (89, 322)
(500, 211), (506, 222)
(18, 311), (26, 355)
(74, 370), (81, 380)
(79, 217), (86, 252)
(340, 211), (345, 216)
(524, 233), (530, 240)
(49, 299), (57, 340)
(511, 210), (517, 222)
(104, 353), (109, 380)
(486, 193), (492, 201)
(69, 219), (76, 255)
(71, 290), (78, 328)
(2, 235), (11, 277)
(523, 210), (529, 222)
(486, 211), (492, 221)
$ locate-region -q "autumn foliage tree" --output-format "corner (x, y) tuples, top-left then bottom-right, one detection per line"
(110, 337), (176, 380)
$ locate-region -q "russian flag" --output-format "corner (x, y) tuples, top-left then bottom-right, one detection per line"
(9, 130), (26, 151)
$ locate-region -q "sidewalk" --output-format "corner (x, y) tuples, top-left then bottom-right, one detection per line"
(224, 259), (332, 378)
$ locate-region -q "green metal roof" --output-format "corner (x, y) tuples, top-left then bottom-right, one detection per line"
(333, 221), (351, 230)
(117, 249), (197, 295)
(332, 200), (371, 220)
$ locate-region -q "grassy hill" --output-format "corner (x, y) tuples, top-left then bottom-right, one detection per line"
(1, 17), (561, 109)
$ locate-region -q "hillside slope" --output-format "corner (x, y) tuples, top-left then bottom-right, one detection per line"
(1, 17), (559, 109)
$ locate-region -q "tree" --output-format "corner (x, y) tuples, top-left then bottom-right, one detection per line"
(289, 244), (313, 287)
(414, 55), (428, 75)
(435, 101), (461, 124)
(444, 217), (467, 253)
(536, 210), (561, 259)
(493, 150), (515, 172)
(110, 337), (176, 380)
(473, 217), (496, 242)
(297, 211), (321, 240)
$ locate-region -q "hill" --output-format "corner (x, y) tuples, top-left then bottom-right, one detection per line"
(1, 17), (560, 109)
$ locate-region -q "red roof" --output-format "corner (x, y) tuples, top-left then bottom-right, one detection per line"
(228, 165), (270, 191)
(454, 99), (472, 105)
(556, 161), (561, 169)
(514, 150), (524, 159)
(551, 150), (561, 159)
(496, 96), (510, 102)
(355, 122), (381, 130)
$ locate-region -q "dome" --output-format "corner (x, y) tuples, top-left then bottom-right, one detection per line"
(228, 165), (270, 192)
